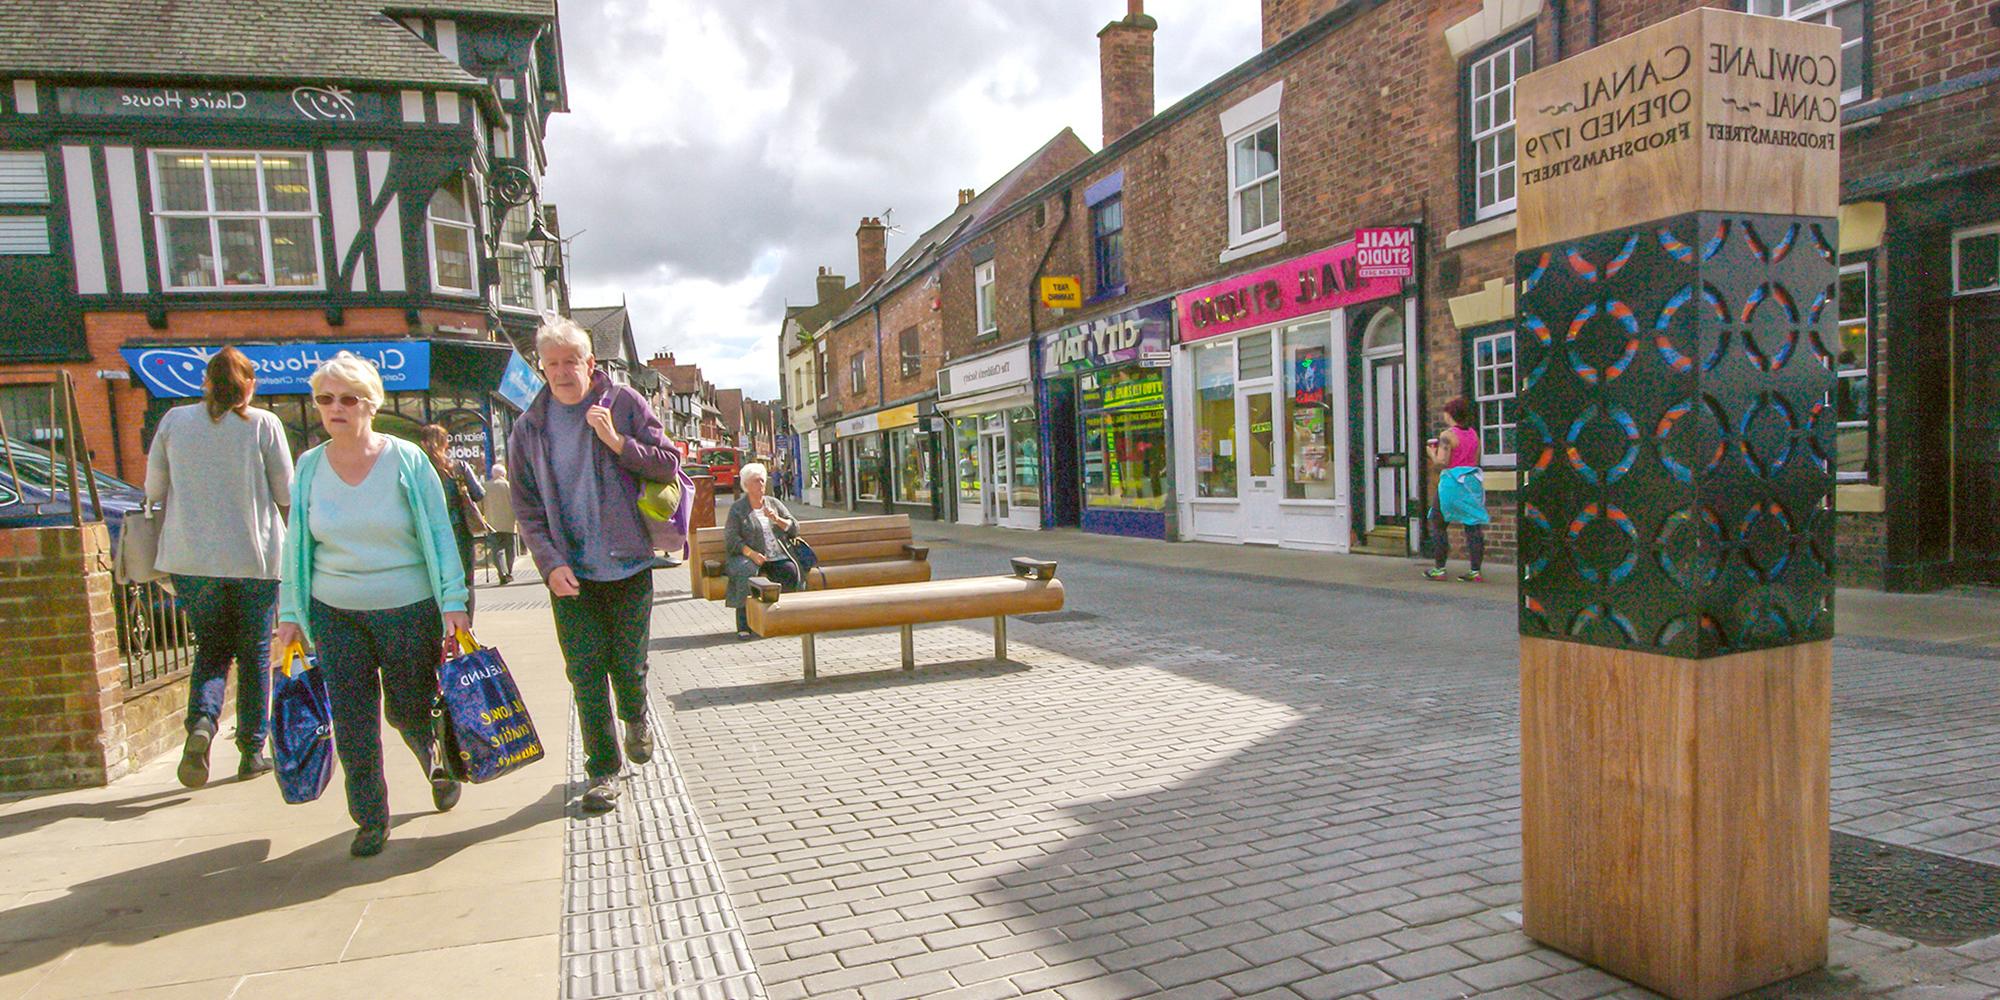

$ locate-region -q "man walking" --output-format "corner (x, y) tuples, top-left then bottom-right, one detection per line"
(509, 317), (684, 812)
(483, 462), (516, 584)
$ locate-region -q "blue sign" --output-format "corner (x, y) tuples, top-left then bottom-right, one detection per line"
(121, 341), (430, 398)
(497, 351), (544, 411)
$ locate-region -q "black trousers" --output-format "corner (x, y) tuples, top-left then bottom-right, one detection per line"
(551, 568), (653, 780)
(1428, 507), (1486, 571)
(311, 598), (443, 830)
(734, 560), (800, 633)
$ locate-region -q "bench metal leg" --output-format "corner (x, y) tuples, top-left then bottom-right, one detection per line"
(993, 616), (1007, 661)
(900, 624), (914, 671)
(802, 634), (816, 680)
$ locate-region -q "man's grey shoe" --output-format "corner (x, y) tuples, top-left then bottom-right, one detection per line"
(580, 776), (621, 813)
(624, 717), (654, 766)
(177, 721), (215, 789)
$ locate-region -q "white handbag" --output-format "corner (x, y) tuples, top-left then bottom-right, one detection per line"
(113, 505), (167, 585)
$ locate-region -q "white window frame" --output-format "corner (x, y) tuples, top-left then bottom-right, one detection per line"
(1749, 0), (1866, 104)
(975, 260), (997, 337)
(1226, 118), (1283, 247)
(427, 174), (480, 297)
(149, 149), (325, 292)
(1952, 220), (2000, 296)
(1833, 260), (1873, 481)
(1471, 329), (1518, 467)
(849, 352), (866, 394)
(1468, 36), (1531, 222)
(495, 202), (542, 313)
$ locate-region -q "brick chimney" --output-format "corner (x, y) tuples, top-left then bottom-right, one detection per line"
(855, 217), (888, 288)
(815, 266), (846, 304)
(1098, 0), (1157, 147)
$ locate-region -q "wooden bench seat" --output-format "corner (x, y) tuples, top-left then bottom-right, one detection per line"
(688, 514), (932, 600)
(746, 558), (1064, 679)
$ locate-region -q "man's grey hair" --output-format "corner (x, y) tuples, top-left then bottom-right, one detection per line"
(739, 462), (769, 485)
(535, 315), (593, 358)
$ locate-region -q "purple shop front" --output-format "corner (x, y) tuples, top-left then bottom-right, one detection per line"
(1036, 299), (1174, 540)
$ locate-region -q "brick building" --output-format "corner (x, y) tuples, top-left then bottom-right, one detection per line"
(810, 131), (1089, 518)
(809, 0), (1999, 586)
(0, 0), (570, 482)
(778, 267), (857, 502)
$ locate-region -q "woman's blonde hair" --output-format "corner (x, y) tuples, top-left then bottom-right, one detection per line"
(308, 352), (385, 409)
(739, 462), (769, 486)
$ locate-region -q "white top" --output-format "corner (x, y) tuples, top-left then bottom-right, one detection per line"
(307, 452), (433, 611)
(144, 405), (294, 580)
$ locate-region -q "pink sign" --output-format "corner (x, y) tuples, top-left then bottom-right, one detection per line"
(1354, 227), (1416, 279)
(1176, 238), (1404, 344)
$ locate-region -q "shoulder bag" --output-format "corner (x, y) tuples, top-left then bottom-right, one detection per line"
(113, 504), (167, 585)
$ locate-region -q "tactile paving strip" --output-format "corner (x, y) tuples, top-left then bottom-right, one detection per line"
(559, 696), (768, 1000)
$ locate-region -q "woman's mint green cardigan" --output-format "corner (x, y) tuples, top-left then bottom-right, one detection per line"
(278, 436), (469, 645)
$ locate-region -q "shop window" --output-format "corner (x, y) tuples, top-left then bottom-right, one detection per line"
(1283, 320), (1336, 500)
(891, 427), (931, 505)
(899, 327), (921, 378)
(1080, 368), (1167, 511)
(1834, 261), (1873, 481)
(497, 204), (541, 312)
(151, 150), (323, 290)
(1009, 406), (1040, 510)
(427, 174), (478, 295)
(1193, 341), (1236, 498)
(1469, 329), (1518, 466)
(1228, 121), (1281, 246)
(1747, 0), (1868, 103)
(0, 151), (51, 256)
(975, 260), (997, 337)
(1464, 34), (1531, 223)
(849, 352), (866, 394)
(1954, 222), (2000, 296)
(1092, 195), (1125, 296)
(951, 416), (981, 509)
(853, 436), (883, 502)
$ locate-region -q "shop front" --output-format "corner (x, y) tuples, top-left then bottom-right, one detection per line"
(125, 338), (520, 469)
(1038, 300), (1172, 539)
(1171, 236), (1410, 552)
(938, 342), (1039, 530)
(833, 402), (936, 520)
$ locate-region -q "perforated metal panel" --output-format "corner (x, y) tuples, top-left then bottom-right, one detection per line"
(1514, 212), (1838, 658)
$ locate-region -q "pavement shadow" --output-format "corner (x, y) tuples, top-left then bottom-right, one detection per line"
(0, 786), (200, 837)
(649, 633), (745, 653)
(672, 657), (1030, 708)
(0, 781), (566, 975)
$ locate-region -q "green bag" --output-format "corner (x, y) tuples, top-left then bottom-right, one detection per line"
(637, 478), (682, 521)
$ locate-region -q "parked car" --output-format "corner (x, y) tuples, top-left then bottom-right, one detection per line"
(0, 439), (177, 651)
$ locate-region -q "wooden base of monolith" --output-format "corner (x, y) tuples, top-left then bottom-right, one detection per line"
(1520, 636), (1830, 1000)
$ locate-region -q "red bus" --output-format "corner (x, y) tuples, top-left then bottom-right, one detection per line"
(698, 446), (742, 490)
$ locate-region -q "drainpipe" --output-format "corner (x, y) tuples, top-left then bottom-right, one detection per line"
(1027, 190), (1074, 339)
(1586, 0), (1599, 49)
(1027, 190), (1074, 526)
(1549, 0), (1566, 61)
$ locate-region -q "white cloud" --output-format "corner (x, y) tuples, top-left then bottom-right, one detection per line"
(543, 0), (1260, 399)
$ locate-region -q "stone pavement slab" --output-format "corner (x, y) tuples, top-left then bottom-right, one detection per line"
(644, 515), (2000, 1000)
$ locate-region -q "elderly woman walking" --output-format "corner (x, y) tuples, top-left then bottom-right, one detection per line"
(722, 462), (803, 640)
(274, 353), (472, 858)
(145, 347), (295, 788)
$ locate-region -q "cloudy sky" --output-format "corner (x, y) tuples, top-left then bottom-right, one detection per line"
(542, 0), (1260, 400)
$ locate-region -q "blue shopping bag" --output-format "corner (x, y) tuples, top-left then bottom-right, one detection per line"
(434, 631), (544, 783)
(270, 643), (335, 805)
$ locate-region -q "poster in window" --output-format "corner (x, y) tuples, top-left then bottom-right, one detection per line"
(1293, 347), (1326, 406)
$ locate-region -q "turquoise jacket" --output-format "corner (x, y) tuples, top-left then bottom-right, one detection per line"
(278, 436), (469, 645)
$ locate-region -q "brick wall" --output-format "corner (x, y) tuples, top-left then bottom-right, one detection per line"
(1836, 510), (1888, 588)
(0, 524), (123, 792)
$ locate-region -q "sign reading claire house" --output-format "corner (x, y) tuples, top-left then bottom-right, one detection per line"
(54, 85), (394, 123)
(120, 341), (431, 398)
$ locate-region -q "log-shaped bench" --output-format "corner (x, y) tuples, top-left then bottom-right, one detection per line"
(746, 558), (1063, 679)
(688, 513), (932, 600)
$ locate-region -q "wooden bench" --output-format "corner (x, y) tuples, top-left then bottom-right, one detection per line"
(746, 558), (1064, 679)
(688, 514), (932, 600)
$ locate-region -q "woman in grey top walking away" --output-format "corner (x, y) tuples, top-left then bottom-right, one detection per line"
(144, 347), (294, 789)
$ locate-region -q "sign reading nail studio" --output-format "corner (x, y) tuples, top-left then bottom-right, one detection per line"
(1176, 239), (1404, 344)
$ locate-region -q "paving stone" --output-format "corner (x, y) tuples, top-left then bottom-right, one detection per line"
(1294, 963), (1399, 1000)
(1377, 944), (1480, 982)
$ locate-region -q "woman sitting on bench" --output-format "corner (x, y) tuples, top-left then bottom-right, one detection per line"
(723, 463), (803, 639)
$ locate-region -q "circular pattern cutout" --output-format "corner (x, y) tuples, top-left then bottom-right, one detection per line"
(1567, 503), (1639, 585)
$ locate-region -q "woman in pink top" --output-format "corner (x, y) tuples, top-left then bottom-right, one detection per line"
(1423, 397), (1489, 582)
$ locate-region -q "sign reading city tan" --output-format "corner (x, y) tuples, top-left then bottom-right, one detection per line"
(1514, 8), (1842, 248)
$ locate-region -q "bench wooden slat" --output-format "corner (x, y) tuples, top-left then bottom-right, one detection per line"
(809, 560), (931, 589)
(746, 575), (1063, 637)
(806, 539), (922, 564)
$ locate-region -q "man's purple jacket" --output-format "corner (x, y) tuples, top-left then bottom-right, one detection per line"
(508, 369), (687, 583)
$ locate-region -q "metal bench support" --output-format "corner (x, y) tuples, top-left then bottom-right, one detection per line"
(802, 634), (816, 680)
(994, 616), (1007, 661)
(900, 625), (914, 671)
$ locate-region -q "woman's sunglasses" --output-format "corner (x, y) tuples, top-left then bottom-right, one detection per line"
(313, 393), (365, 408)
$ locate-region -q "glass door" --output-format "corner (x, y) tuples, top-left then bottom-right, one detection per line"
(1236, 331), (1281, 543)
(982, 430), (1010, 522)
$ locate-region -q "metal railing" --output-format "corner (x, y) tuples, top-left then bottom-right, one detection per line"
(118, 579), (197, 689)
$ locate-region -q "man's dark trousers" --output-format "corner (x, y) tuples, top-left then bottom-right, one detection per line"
(552, 568), (653, 779)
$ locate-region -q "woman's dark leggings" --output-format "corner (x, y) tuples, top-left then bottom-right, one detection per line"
(1429, 508), (1485, 571)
